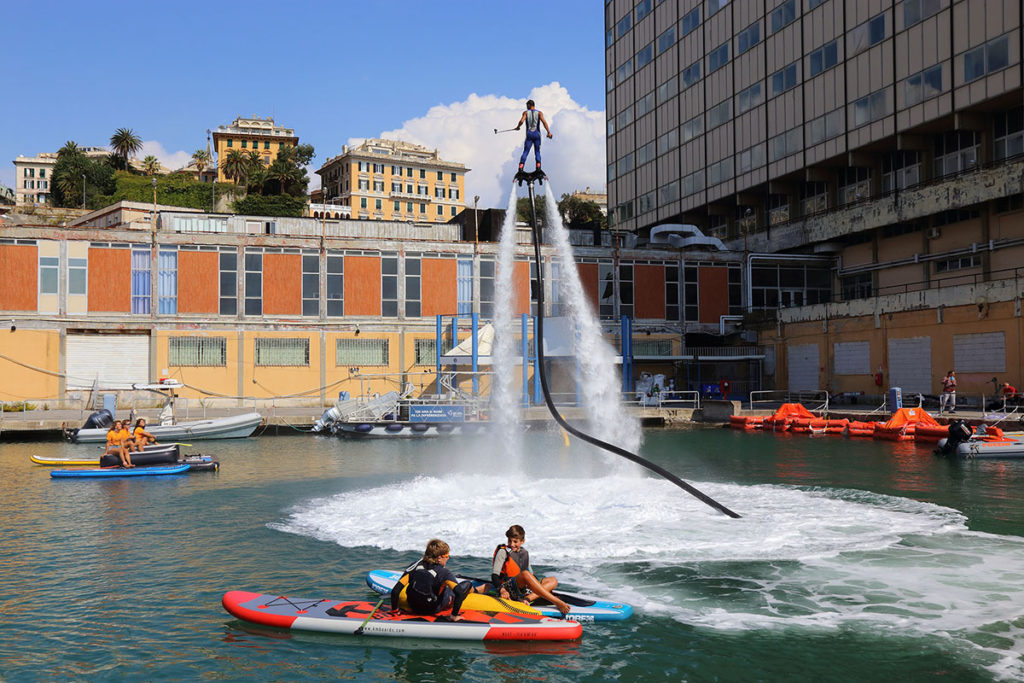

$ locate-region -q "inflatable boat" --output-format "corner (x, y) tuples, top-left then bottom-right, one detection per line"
(221, 591), (582, 641)
(366, 569), (633, 622)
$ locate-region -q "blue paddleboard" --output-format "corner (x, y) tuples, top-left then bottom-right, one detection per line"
(51, 464), (191, 478)
(366, 569), (633, 622)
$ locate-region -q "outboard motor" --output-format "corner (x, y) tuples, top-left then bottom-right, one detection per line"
(936, 419), (972, 456)
(81, 409), (114, 430)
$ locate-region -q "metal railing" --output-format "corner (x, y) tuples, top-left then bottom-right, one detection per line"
(749, 389), (830, 412)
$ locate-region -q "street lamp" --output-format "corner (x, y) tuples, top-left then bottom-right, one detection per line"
(81, 173), (86, 209)
(206, 129), (215, 212)
(152, 176), (157, 233)
(473, 195), (480, 247)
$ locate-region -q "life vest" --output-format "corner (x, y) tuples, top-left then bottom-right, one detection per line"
(493, 544), (523, 580)
(405, 563), (443, 613)
(526, 110), (540, 133)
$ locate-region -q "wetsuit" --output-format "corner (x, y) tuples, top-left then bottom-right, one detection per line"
(389, 559), (470, 616)
(491, 544), (532, 600)
(519, 110), (543, 168)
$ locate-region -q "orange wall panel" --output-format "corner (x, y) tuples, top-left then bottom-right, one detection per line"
(0, 245), (38, 311)
(514, 261), (531, 315)
(345, 256), (381, 316)
(422, 258), (457, 317)
(634, 265), (665, 319)
(698, 267), (729, 324)
(177, 251), (219, 314)
(263, 253), (302, 316)
(577, 263), (600, 313)
(88, 248), (131, 312)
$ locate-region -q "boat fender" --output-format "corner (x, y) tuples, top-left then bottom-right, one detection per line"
(411, 424), (430, 433)
(385, 424), (405, 433)
(436, 423), (455, 433)
(354, 424), (374, 433)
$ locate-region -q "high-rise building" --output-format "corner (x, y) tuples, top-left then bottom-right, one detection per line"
(606, 0), (1024, 397)
(211, 116), (299, 183)
(316, 138), (468, 223)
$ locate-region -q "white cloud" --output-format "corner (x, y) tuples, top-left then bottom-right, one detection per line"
(364, 82), (606, 209)
(139, 140), (192, 172)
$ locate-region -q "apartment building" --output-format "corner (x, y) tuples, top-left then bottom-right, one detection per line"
(606, 0), (1024, 399)
(211, 116), (299, 183)
(12, 147), (108, 206)
(316, 138), (468, 223)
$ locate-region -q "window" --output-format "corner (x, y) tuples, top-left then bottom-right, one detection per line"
(881, 152), (921, 192)
(964, 35), (1010, 82)
(770, 63), (798, 96)
(737, 22), (760, 54)
(376, 199), (383, 211)
(657, 26), (675, 54)
(706, 0), (727, 16)
(373, 181), (384, 192)
(619, 264), (634, 319)
(657, 75), (678, 104)
(226, 139), (232, 147)
(39, 256), (58, 296)
(681, 60), (701, 88)
(598, 262), (615, 319)
(635, 0), (651, 20)
(708, 158), (734, 185)
(707, 101), (730, 129)
(336, 338), (389, 366)
(617, 13), (632, 38)
(302, 252), (319, 317)
(617, 153), (634, 175)
(219, 250), (237, 316)
(406, 256), (421, 317)
(682, 115), (704, 142)
(157, 249), (177, 315)
(904, 64), (942, 106)
(808, 40), (838, 76)
(480, 259), (495, 318)
(406, 167), (413, 177)
(665, 265), (679, 321)
(838, 167), (871, 205)
(680, 7), (700, 36)
(264, 141), (270, 150)
(360, 198), (367, 209)
(806, 109), (843, 144)
(68, 257), (87, 296)
(841, 273), (873, 301)
(244, 250), (262, 316)
(131, 249), (150, 313)
(770, 0), (796, 33)
(657, 129), (678, 155)
(660, 180), (680, 204)
(736, 82), (763, 113)
(903, 0), (942, 27)
(994, 107), (1024, 160)
(617, 58), (633, 84)
(241, 140), (247, 149)
(418, 169), (426, 179)
(707, 42), (729, 72)
(169, 336), (227, 366)
(454, 258), (474, 315)
(326, 251), (343, 316)
(850, 12), (886, 55)
(255, 338), (309, 366)
(682, 170), (705, 196)
(637, 43), (654, 68)
(738, 144), (765, 172)
(635, 92), (655, 119)
(415, 338), (437, 365)
(637, 191), (655, 214)
(935, 255), (981, 273)
(636, 141), (656, 166)
(853, 88), (888, 126)
(39, 169), (45, 178)
(382, 255), (398, 317)
(802, 181), (828, 214)
(933, 131), (979, 176)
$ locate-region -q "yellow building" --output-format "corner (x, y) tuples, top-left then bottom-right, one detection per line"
(316, 138), (468, 223)
(211, 116), (299, 183)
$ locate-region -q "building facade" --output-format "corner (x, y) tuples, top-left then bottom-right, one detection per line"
(316, 139), (468, 223)
(13, 147), (111, 207)
(605, 0), (1024, 400)
(0, 208), (744, 404)
(211, 116), (299, 183)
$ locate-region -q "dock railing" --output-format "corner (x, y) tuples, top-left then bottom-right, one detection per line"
(749, 389), (830, 413)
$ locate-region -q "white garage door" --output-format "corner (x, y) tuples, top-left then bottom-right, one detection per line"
(834, 341), (870, 375)
(887, 336), (931, 394)
(787, 344), (819, 392)
(66, 334), (150, 389)
(954, 332), (1006, 373)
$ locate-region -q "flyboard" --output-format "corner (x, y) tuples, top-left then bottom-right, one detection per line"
(366, 569), (632, 622)
(221, 591), (582, 641)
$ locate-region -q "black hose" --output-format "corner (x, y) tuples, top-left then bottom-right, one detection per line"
(523, 181), (741, 518)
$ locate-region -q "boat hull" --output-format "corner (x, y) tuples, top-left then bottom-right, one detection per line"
(72, 413), (262, 442)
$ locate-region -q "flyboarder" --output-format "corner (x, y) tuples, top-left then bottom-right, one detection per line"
(515, 99), (552, 177)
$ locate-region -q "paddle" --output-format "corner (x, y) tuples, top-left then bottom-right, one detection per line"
(354, 595), (386, 635)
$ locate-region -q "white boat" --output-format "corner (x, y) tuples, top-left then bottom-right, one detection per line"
(955, 433), (1024, 459)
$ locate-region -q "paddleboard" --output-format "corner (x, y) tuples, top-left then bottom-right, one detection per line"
(366, 569), (633, 622)
(32, 455), (99, 466)
(50, 464), (191, 478)
(222, 591), (582, 641)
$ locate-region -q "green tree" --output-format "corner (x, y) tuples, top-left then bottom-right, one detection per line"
(557, 193), (606, 231)
(141, 155), (160, 176)
(232, 193), (306, 217)
(244, 151), (266, 194)
(191, 149), (211, 177)
(92, 170), (239, 210)
(109, 128), (143, 171)
(221, 149), (248, 185)
(50, 143), (115, 208)
(516, 195), (548, 225)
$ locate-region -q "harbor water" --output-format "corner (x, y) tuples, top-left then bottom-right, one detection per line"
(2, 428), (1024, 681)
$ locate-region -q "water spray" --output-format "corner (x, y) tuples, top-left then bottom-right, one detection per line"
(515, 171), (741, 519)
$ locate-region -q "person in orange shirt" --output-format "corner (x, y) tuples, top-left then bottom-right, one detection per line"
(132, 418), (157, 448)
(102, 420), (134, 467)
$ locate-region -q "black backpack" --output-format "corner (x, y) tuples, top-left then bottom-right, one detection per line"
(405, 566), (439, 613)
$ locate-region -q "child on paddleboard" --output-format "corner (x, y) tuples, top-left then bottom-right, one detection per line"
(390, 539), (472, 620)
(485, 525), (570, 616)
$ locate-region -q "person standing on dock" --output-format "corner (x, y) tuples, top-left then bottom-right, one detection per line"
(940, 370), (957, 414)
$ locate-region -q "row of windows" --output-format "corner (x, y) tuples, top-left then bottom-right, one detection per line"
(23, 168), (46, 178)
(356, 198), (459, 217)
(22, 180), (48, 189)
(224, 139), (276, 150)
(167, 336), (438, 367)
(354, 162), (459, 183)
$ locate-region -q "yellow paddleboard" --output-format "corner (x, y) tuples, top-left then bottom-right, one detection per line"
(31, 455), (99, 466)
(397, 590), (541, 616)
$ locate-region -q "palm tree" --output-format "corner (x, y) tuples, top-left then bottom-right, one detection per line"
(58, 140), (81, 157)
(141, 155), (160, 176)
(221, 149), (248, 185)
(110, 128), (142, 171)
(267, 156), (301, 196)
(191, 149), (211, 178)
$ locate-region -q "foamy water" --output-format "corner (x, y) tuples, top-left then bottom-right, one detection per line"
(273, 474), (1024, 678)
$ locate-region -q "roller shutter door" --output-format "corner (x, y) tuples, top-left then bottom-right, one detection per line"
(887, 337), (931, 394)
(953, 332), (1005, 373)
(787, 343), (819, 391)
(834, 341), (870, 375)
(66, 334), (150, 389)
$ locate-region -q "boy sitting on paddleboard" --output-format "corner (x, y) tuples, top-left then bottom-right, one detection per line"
(390, 539), (472, 620)
(484, 525), (570, 616)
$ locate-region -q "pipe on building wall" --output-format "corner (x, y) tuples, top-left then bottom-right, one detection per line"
(719, 315), (743, 336)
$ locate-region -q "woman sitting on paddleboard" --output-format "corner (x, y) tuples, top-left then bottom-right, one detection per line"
(390, 539), (472, 620)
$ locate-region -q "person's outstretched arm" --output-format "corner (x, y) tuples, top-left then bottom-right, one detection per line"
(515, 111), (527, 130)
(540, 112), (553, 138)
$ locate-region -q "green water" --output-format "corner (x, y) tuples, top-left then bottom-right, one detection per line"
(2, 428), (1023, 681)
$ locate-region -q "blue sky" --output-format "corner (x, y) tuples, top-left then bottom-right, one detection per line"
(1, 0), (607, 206)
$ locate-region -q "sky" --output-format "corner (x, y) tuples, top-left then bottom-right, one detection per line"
(1, 1), (607, 208)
